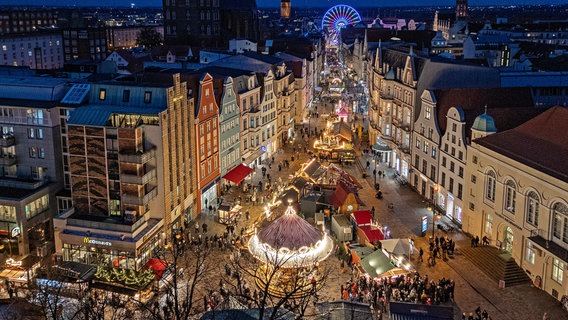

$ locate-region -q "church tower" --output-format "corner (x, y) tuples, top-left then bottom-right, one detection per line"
(456, 0), (468, 19)
(281, 0), (291, 19)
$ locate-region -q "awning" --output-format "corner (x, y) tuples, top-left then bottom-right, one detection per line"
(223, 164), (253, 184)
(243, 149), (265, 166)
(372, 144), (392, 152)
(359, 226), (385, 243)
(352, 210), (372, 226)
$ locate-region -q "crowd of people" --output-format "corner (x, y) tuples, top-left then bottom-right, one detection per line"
(340, 272), (456, 319)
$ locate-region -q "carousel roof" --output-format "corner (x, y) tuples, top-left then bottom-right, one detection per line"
(257, 207), (324, 250)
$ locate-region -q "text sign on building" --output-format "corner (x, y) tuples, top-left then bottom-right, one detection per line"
(84, 237), (112, 246)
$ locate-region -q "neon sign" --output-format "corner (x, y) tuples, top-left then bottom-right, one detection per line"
(84, 237), (112, 246)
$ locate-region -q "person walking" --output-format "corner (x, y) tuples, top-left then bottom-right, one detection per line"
(419, 248), (424, 262)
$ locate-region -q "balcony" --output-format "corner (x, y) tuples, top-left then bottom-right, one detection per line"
(401, 124), (412, 132)
(122, 187), (157, 206)
(0, 155), (16, 166)
(120, 167), (157, 185)
(399, 144), (411, 154)
(118, 147), (156, 164)
(0, 136), (15, 147)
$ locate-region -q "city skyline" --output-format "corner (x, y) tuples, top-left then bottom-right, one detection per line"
(3, 0), (567, 8)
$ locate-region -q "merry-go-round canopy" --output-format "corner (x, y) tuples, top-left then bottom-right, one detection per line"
(248, 203), (334, 268)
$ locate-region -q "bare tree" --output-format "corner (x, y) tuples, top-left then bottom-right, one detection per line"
(224, 247), (331, 320)
(136, 236), (214, 320)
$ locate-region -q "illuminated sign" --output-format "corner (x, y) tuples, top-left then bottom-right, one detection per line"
(6, 258), (22, 267)
(83, 237), (112, 246)
(421, 215), (428, 233)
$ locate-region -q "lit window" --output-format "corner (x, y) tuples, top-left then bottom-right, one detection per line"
(504, 180), (516, 213)
(526, 192), (540, 226)
(486, 171), (496, 202)
(99, 88), (106, 100)
(552, 258), (565, 284)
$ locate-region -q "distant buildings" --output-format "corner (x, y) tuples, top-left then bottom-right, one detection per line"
(0, 9), (58, 35)
(0, 32), (63, 69)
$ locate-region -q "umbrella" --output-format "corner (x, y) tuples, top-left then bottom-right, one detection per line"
(145, 258), (168, 278)
(380, 239), (414, 257)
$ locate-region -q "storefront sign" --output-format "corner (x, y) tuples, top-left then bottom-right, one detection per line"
(83, 237), (112, 246)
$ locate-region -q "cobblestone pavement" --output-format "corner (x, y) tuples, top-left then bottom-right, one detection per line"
(191, 99), (567, 319)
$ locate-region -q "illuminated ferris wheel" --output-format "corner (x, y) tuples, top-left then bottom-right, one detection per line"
(321, 5), (362, 37)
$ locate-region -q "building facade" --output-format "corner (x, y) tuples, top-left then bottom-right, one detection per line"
(217, 76), (241, 187)
(0, 9), (58, 35)
(0, 75), (68, 257)
(62, 27), (108, 62)
(54, 73), (194, 270)
(463, 107), (568, 302)
(0, 32), (63, 69)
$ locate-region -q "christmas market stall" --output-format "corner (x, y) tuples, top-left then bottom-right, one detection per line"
(218, 202), (243, 225)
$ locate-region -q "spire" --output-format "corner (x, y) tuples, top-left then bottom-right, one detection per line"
(409, 45), (414, 57)
(484, 104), (488, 114)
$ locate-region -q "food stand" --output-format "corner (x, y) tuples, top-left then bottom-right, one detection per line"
(218, 202), (242, 225)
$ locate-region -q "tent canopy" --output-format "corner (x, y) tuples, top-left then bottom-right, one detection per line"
(223, 164), (253, 184)
(380, 238), (414, 256)
(359, 250), (394, 278)
(145, 258), (168, 278)
(352, 210), (372, 226)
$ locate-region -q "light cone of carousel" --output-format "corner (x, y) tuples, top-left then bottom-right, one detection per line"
(248, 202), (334, 297)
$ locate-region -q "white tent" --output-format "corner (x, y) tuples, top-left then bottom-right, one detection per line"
(380, 238), (414, 257)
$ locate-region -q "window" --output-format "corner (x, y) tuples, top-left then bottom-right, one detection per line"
(122, 90), (130, 102)
(525, 244), (535, 265)
(415, 138), (420, 149)
(27, 128), (35, 138)
(458, 167), (464, 178)
(457, 184), (463, 199)
(441, 157), (446, 167)
(471, 175), (477, 184)
(29, 147), (37, 158)
(431, 147), (436, 159)
(36, 128), (43, 139)
(414, 155), (419, 168)
(430, 165), (436, 181)
(441, 172), (445, 188)
(38, 147), (45, 159)
(486, 171), (496, 202)
(144, 91), (152, 103)
(526, 192), (540, 226)
(452, 123), (457, 132)
(552, 203), (568, 243)
(552, 258), (565, 284)
(425, 107), (431, 120)
(422, 141), (428, 153)
(504, 180), (516, 213)
(449, 178), (454, 193)
(472, 155), (478, 164)
(450, 162), (455, 172)
(485, 214), (493, 234)
(99, 88), (106, 100)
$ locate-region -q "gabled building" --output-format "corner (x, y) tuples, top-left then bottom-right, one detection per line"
(463, 107), (568, 301)
(189, 73), (221, 214)
(413, 87), (538, 226)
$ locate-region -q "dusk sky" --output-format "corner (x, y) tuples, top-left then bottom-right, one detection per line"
(3, 0), (566, 8)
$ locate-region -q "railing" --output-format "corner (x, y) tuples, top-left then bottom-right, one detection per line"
(120, 167), (157, 185)
(0, 136), (15, 147)
(122, 187), (157, 206)
(118, 147), (156, 164)
(0, 155), (17, 166)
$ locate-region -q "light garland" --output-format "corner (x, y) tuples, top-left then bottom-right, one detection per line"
(248, 232), (334, 269)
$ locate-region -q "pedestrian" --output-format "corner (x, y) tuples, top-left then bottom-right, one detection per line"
(475, 235), (480, 247)
(419, 248), (424, 262)
(195, 221), (199, 233)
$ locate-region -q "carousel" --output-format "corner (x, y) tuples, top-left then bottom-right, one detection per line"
(247, 201), (334, 298)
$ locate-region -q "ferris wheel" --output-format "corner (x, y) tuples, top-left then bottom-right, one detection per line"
(321, 5), (362, 37)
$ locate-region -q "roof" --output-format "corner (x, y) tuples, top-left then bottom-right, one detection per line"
(433, 87), (538, 138)
(475, 106), (568, 183)
(351, 210), (372, 226)
(332, 121), (352, 141)
(68, 104), (165, 127)
(359, 249), (393, 278)
(472, 113), (497, 133)
(201, 308), (294, 320)
(359, 226), (385, 243)
(303, 161), (327, 181)
(209, 54), (275, 74)
(329, 183), (350, 209)
(257, 209), (325, 250)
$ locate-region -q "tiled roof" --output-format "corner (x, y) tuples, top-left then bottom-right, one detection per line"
(433, 87), (538, 138)
(475, 106), (568, 183)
